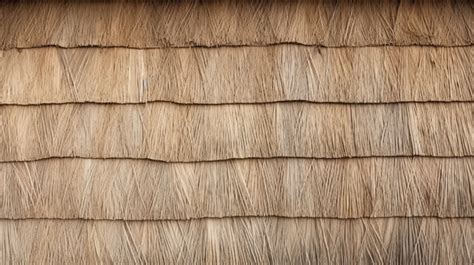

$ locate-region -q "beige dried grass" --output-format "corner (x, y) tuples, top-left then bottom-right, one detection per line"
(0, 0), (472, 49)
(0, 46), (472, 104)
(1, 157), (472, 219)
(2, 218), (472, 264)
(1, 102), (472, 162)
(0, 1), (472, 263)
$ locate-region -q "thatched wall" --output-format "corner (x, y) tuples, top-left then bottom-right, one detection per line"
(0, 0), (472, 264)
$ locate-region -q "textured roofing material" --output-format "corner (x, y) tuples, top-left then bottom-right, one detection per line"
(0, 0), (472, 264)
(2, 157), (472, 219)
(1, 46), (472, 104)
(1, 0), (472, 48)
(1, 102), (472, 162)
(3, 218), (472, 264)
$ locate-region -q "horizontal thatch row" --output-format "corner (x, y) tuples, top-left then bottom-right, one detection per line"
(2, 157), (472, 219)
(1, 102), (472, 162)
(2, 218), (471, 264)
(0, 0), (472, 49)
(1, 46), (472, 105)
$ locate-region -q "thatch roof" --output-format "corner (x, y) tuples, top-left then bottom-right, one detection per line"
(3, 157), (472, 219)
(0, 0), (472, 48)
(1, 102), (473, 162)
(1, 46), (472, 104)
(4, 218), (472, 264)
(0, 0), (472, 264)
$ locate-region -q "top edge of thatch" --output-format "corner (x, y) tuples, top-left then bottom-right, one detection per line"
(0, 0), (472, 49)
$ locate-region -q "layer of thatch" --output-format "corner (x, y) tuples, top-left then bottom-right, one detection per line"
(0, 0), (472, 49)
(2, 157), (472, 219)
(1, 1), (472, 263)
(1, 46), (472, 105)
(3, 218), (472, 264)
(1, 102), (471, 162)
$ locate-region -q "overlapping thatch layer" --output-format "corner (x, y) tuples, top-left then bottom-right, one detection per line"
(1, 102), (472, 162)
(1, 1), (472, 264)
(2, 218), (472, 264)
(0, 0), (472, 49)
(1, 46), (472, 104)
(2, 157), (472, 219)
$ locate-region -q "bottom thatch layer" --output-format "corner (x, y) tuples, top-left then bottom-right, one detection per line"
(2, 218), (471, 264)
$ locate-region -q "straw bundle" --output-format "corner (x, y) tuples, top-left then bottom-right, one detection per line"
(2, 157), (472, 219)
(0, 0), (472, 49)
(3, 218), (472, 264)
(1, 46), (472, 105)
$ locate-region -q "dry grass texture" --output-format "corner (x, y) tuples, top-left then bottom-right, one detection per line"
(1, 102), (472, 162)
(0, 0), (472, 49)
(0, 46), (472, 105)
(2, 157), (472, 219)
(1, 1), (473, 263)
(2, 218), (472, 264)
